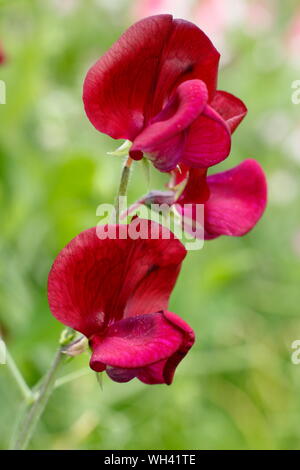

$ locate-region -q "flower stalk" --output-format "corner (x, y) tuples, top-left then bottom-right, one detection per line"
(12, 348), (65, 450)
(114, 155), (133, 221)
(6, 349), (34, 404)
(11, 327), (75, 450)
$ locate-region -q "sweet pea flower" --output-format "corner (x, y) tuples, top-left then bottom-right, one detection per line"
(83, 14), (247, 172)
(140, 159), (267, 240)
(48, 219), (195, 385)
(178, 160), (267, 239)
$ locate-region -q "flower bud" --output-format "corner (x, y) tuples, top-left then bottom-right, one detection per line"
(142, 190), (175, 207)
(62, 336), (88, 357)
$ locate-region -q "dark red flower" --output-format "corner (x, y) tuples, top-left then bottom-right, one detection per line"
(48, 219), (194, 385)
(141, 160), (267, 240)
(83, 15), (247, 172)
(177, 160), (267, 239)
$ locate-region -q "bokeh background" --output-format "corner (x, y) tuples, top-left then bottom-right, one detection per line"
(1, 0), (300, 450)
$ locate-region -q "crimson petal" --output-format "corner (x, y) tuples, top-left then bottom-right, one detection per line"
(178, 168), (210, 205)
(152, 18), (220, 115)
(210, 90), (248, 134)
(83, 15), (220, 141)
(130, 79), (208, 172)
(182, 104), (231, 168)
(83, 15), (174, 141)
(204, 159), (267, 239)
(47, 220), (186, 337)
(90, 311), (195, 385)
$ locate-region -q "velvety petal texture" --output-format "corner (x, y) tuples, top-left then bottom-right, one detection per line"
(90, 311), (195, 385)
(176, 160), (267, 239)
(48, 219), (194, 385)
(83, 15), (219, 141)
(181, 105), (231, 168)
(107, 311), (195, 385)
(149, 17), (220, 112)
(210, 90), (248, 134)
(130, 79), (209, 171)
(178, 168), (210, 205)
(204, 159), (267, 239)
(83, 14), (227, 171)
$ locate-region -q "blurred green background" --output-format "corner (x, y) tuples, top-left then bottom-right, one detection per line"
(1, 0), (300, 450)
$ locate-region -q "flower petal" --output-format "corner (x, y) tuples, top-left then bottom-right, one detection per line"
(182, 104), (231, 168)
(83, 15), (219, 141)
(178, 168), (210, 205)
(130, 79), (208, 171)
(90, 311), (195, 385)
(152, 18), (220, 115)
(210, 90), (248, 134)
(204, 159), (267, 239)
(138, 311), (195, 385)
(47, 219), (186, 337)
(83, 15), (174, 141)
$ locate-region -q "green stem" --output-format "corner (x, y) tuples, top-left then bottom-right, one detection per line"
(114, 156), (133, 222)
(54, 367), (89, 390)
(11, 328), (75, 450)
(11, 348), (64, 450)
(6, 350), (34, 403)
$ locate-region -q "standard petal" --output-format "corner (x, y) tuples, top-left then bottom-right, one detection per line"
(210, 90), (248, 133)
(47, 219), (186, 337)
(90, 311), (195, 385)
(83, 15), (220, 141)
(204, 159), (267, 239)
(83, 15), (174, 141)
(151, 18), (220, 115)
(130, 80), (208, 172)
(182, 105), (231, 168)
